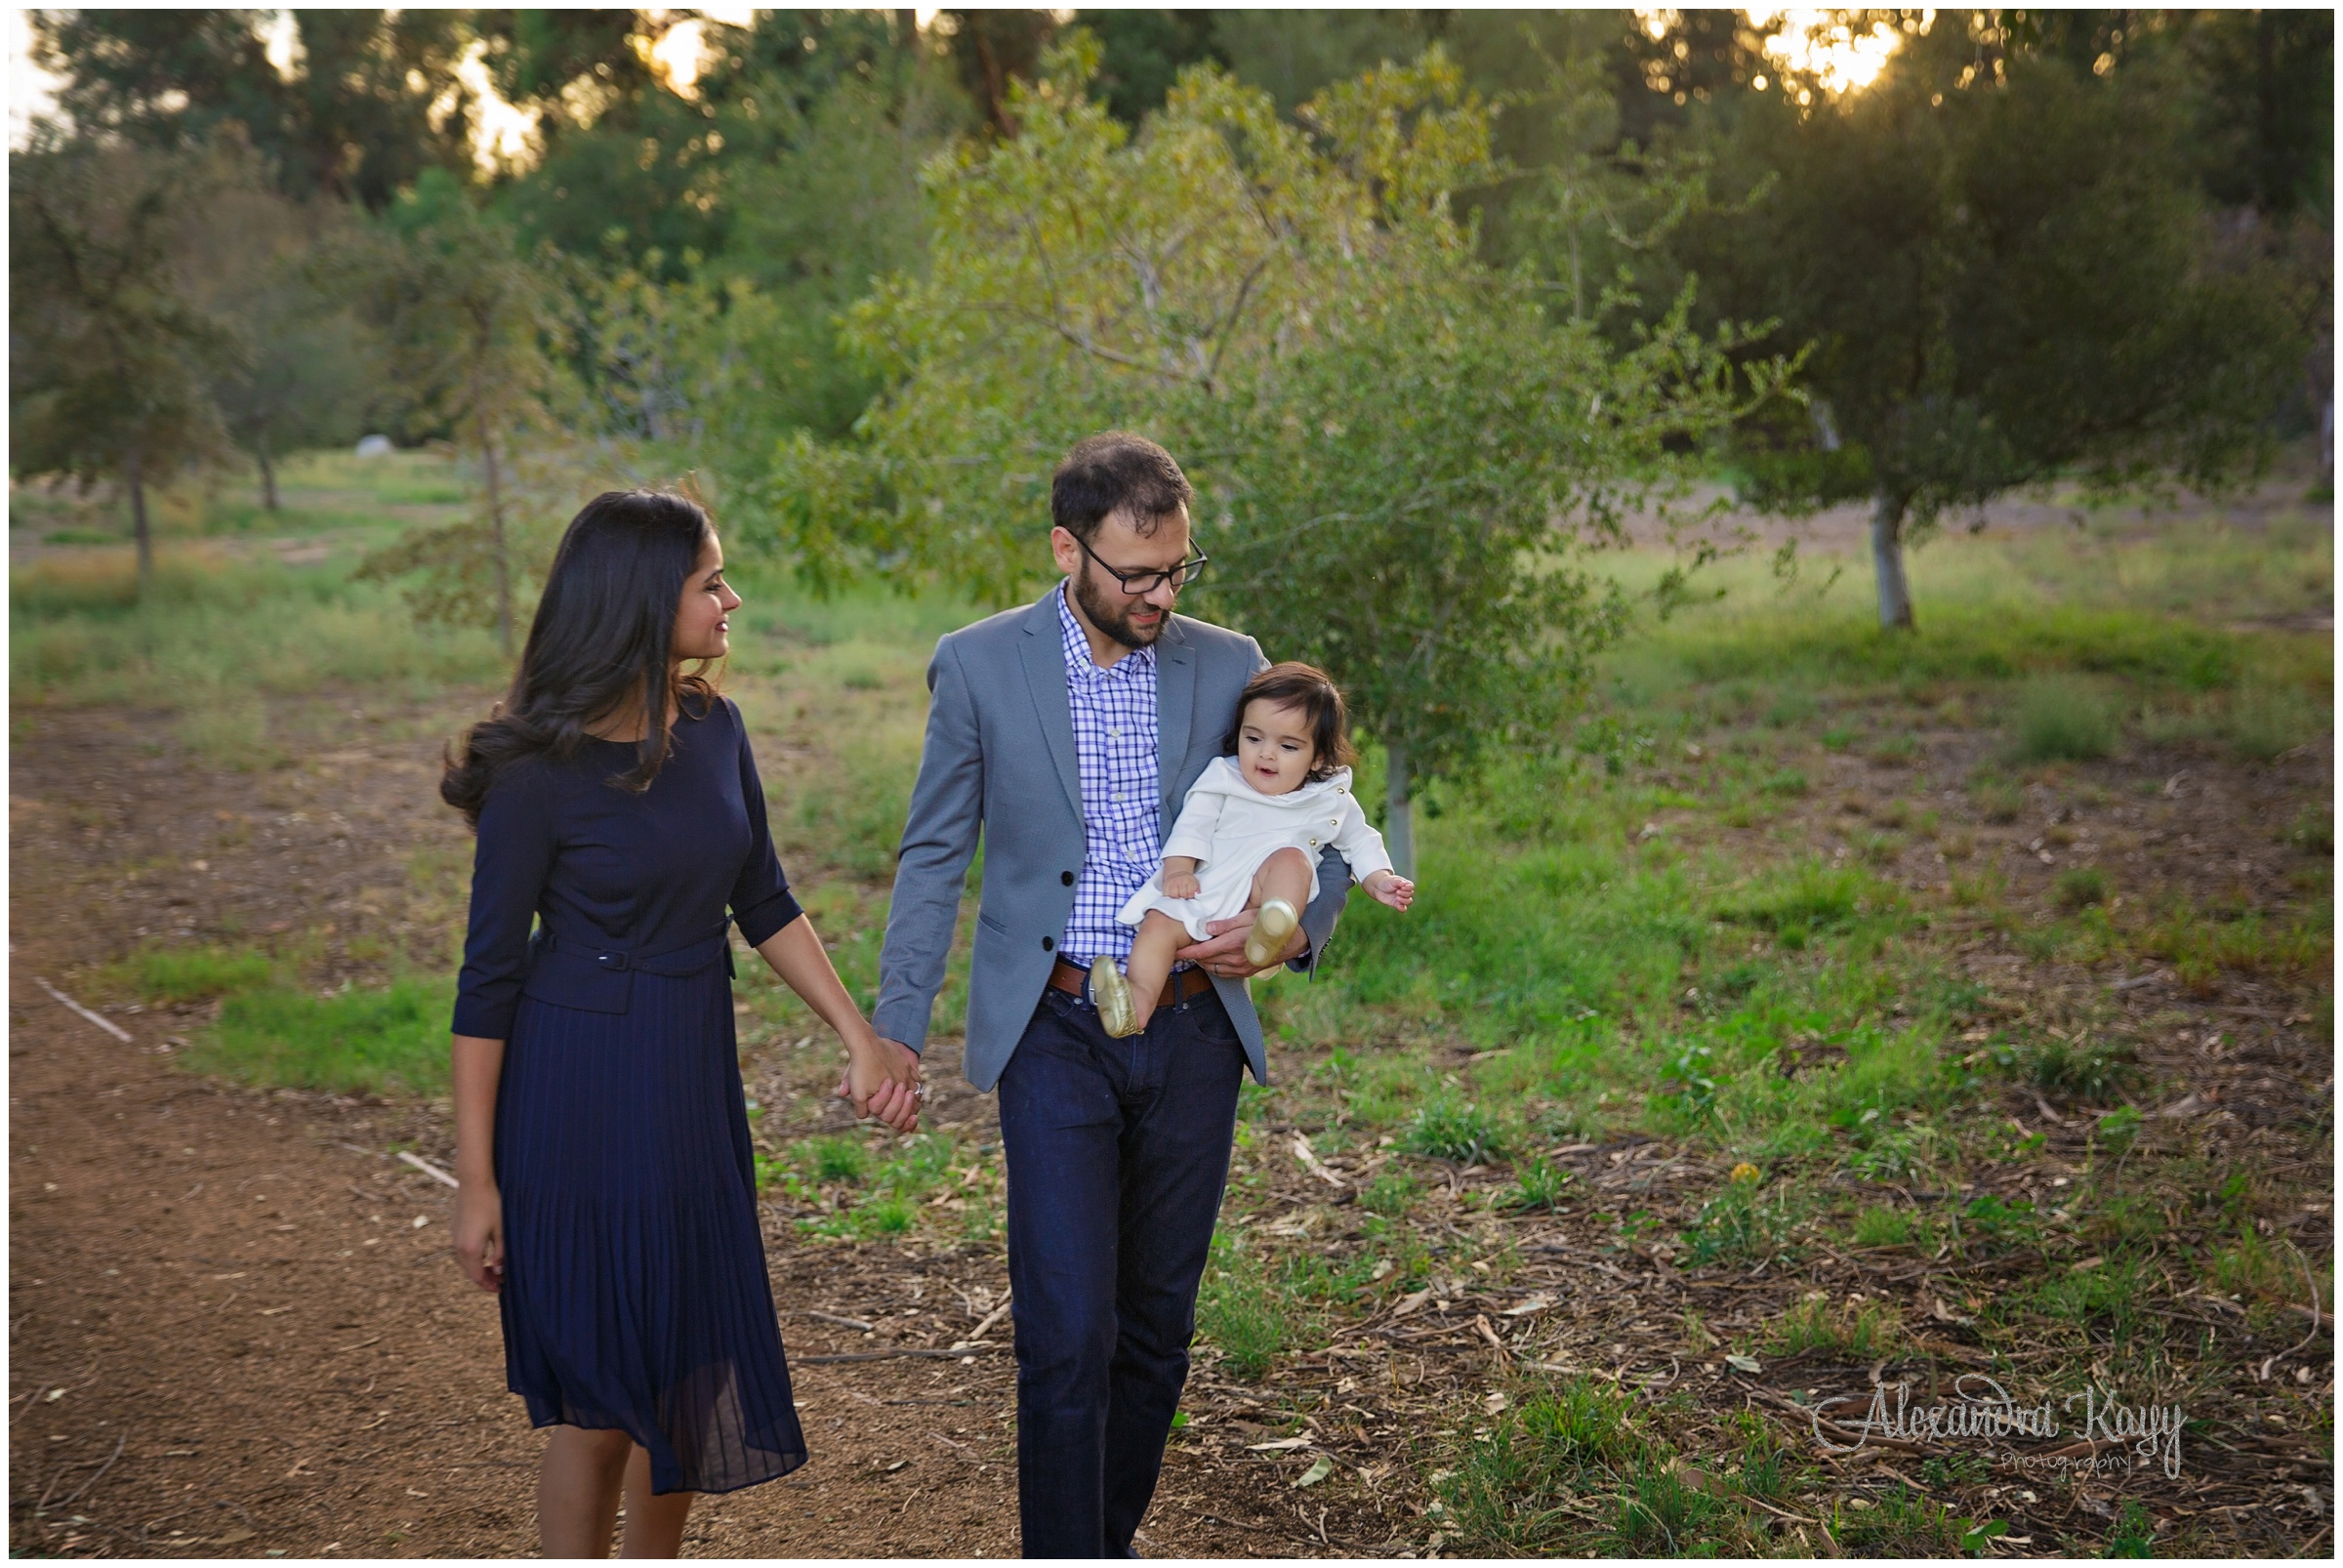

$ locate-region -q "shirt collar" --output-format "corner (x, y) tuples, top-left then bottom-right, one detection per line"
(1057, 581), (1155, 680)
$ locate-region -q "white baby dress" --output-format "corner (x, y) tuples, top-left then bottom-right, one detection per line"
(1116, 758), (1394, 941)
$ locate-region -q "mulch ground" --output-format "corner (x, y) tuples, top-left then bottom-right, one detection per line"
(10, 681), (2334, 1556)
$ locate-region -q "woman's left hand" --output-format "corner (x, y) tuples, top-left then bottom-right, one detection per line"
(837, 1036), (924, 1134)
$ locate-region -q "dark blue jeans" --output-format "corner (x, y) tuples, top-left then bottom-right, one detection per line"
(997, 981), (1247, 1558)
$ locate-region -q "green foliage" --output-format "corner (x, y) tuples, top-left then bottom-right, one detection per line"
(26, 11), (475, 211)
(783, 34), (1773, 832)
(1713, 860), (1889, 947)
(2019, 1036), (2140, 1102)
(11, 539), (506, 760)
(100, 942), (276, 1004)
(808, 1136), (870, 1184)
(1358, 1170), (1421, 1217)
(2055, 867), (2111, 909)
(1402, 1098), (1504, 1164)
(1500, 1157), (1571, 1212)
(1831, 1485), (1964, 1553)
(1674, 23), (2307, 627)
(1605, 1463), (1716, 1553)
(2104, 1500), (2156, 1557)
(2009, 675), (2121, 763)
(1767, 1297), (1904, 1359)
(1850, 1204), (1915, 1248)
(1680, 1178), (1797, 1265)
(183, 977), (453, 1097)
(1435, 1378), (1652, 1551)
(2030, 1253), (2150, 1337)
(1196, 1237), (1292, 1378)
(11, 141), (239, 586)
(346, 173), (567, 648)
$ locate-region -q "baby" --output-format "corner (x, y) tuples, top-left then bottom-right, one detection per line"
(1092, 662), (1415, 1039)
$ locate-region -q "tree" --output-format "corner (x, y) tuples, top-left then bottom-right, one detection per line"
(29, 10), (475, 210)
(782, 37), (1768, 871)
(176, 176), (372, 510)
(1664, 16), (2307, 630)
(11, 141), (237, 593)
(349, 171), (564, 651)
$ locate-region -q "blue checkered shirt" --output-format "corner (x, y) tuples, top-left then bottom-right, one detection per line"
(1056, 584), (1160, 967)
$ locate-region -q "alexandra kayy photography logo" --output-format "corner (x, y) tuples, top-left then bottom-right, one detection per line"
(1810, 1376), (2188, 1478)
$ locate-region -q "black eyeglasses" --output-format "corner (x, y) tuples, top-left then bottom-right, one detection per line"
(1072, 531), (1210, 596)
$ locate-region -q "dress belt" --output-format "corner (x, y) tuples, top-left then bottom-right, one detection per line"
(537, 922), (734, 975)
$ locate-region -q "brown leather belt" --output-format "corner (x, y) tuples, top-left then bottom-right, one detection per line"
(1048, 957), (1215, 1008)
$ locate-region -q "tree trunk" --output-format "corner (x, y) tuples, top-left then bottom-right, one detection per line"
(477, 408), (513, 656)
(256, 434), (278, 513)
(1383, 738), (1416, 881)
(127, 448), (153, 598)
(1870, 490), (1915, 632)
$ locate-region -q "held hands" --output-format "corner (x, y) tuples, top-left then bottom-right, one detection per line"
(453, 1178), (504, 1294)
(1362, 869), (1416, 912)
(836, 1031), (924, 1134)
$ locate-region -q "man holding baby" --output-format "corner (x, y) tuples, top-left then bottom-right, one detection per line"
(872, 433), (1358, 1557)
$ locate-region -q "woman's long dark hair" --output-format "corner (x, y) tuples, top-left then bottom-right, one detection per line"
(442, 489), (719, 826)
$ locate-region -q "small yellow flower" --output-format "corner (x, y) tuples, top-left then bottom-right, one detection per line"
(1730, 1162), (1761, 1184)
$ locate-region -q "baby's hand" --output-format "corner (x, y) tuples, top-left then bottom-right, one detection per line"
(1162, 868), (1201, 900)
(1363, 870), (1415, 912)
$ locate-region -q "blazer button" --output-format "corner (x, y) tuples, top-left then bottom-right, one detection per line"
(1061, 871), (1075, 886)
(1042, 936), (1055, 952)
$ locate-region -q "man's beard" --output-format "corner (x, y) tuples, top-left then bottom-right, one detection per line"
(1072, 560), (1168, 649)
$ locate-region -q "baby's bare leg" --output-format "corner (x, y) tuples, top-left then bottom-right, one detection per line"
(1123, 912), (1188, 1031)
(1248, 846), (1315, 915)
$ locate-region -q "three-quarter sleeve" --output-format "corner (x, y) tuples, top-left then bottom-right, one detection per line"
(727, 702), (803, 947)
(451, 762), (559, 1040)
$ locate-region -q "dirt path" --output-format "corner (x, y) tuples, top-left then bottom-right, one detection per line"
(11, 675), (2332, 1556)
(5, 708), (1348, 1558)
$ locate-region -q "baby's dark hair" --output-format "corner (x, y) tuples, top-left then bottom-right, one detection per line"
(1222, 662), (1357, 783)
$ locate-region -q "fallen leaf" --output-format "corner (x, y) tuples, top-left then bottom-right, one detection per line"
(2072, 1256), (2105, 1273)
(1294, 1456), (1335, 1489)
(1725, 1354), (1762, 1374)
(1248, 1437), (1313, 1452)
(214, 1529), (257, 1546)
(1502, 1294), (1552, 1317)
(1392, 1286), (1434, 1318)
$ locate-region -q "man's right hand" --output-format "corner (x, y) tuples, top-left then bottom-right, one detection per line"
(839, 1036), (925, 1134)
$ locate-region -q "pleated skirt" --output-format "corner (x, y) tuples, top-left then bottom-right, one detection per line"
(495, 966), (805, 1496)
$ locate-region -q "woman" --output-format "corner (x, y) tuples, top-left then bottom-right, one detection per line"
(443, 489), (922, 1556)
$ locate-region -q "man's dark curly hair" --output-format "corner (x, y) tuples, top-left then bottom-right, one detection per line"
(1050, 432), (1195, 543)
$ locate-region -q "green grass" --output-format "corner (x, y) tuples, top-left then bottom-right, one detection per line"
(1765, 1297), (1906, 1359)
(1196, 1236), (1294, 1378)
(182, 977), (453, 1097)
(2007, 674), (2121, 763)
(1434, 1378), (1655, 1551)
(98, 942), (276, 1004)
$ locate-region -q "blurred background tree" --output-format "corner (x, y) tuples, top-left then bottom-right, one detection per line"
(780, 36), (1781, 867)
(10, 7), (2328, 642)
(10, 140), (239, 594)
(347, 172), (567, 652)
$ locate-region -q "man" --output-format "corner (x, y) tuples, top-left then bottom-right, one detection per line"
(873, 433), (1348, 1557)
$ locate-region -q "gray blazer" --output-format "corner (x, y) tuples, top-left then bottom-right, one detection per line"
(873, 589), (1347, 1091)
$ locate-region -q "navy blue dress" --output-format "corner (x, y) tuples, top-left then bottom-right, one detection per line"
(453, 695), (807, 1495)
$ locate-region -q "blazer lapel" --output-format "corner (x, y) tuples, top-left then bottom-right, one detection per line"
(1156, 615), (1196, 822)
(1019, 590), (1085, 822)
